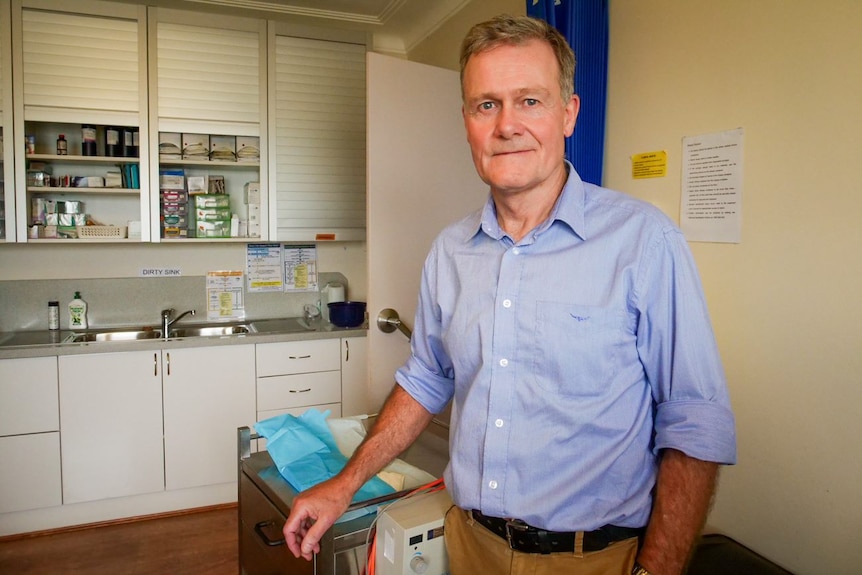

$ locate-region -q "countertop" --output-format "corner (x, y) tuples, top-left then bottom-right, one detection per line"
(0, 318), (367, 360)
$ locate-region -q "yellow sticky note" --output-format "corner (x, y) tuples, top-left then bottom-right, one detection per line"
(632, 151), (667, 179)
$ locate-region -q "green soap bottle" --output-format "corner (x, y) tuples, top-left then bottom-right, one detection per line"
(69, 292), (88, 329)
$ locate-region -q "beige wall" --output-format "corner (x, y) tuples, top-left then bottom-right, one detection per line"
(604, 2), (862, 574)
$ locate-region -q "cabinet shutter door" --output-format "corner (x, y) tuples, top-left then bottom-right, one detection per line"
(275, 36), (366, 241)
(22, 9), (139, 122)
(157, 22), (259, 134)
(0, 24), (4, 123)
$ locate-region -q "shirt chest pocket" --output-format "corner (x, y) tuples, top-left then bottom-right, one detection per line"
(531, 302), (634, 398)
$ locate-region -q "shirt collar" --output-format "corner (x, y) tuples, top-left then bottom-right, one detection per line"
(468, 160), (587, 243)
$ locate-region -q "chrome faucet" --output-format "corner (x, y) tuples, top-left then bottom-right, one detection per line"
(161, 308), (196, 337)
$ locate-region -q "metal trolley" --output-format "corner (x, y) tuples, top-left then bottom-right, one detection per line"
(237, 416), (449, 575)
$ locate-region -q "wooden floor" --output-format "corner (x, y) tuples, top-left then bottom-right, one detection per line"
(0, 506), (238, 575)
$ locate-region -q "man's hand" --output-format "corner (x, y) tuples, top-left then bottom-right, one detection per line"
(283, 476), (353, 560)
(281, 385), (435, 561)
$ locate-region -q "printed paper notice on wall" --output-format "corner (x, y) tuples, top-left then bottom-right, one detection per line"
(206, 270), (245, 321)
(681, 128), (744, 243)
(631, 150), (667, 179)
(283, 244), (318, 293)
(246, 243), (284, 293)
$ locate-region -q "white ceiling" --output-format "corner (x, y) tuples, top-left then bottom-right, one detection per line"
(172, 0), (472, 54)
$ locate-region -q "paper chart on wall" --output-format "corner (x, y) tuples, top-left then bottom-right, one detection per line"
(681, 128), (743, 243)
(246, 243), (284, 293)
(282, 244), (318, 293)
(206, 270), (245, 321)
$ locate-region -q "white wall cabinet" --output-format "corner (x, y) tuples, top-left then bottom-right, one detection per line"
(0, 356), (61, 513)
(11, 0), (151, 243)
(59, 350), (164, 504)
(162, 344), (256, 491)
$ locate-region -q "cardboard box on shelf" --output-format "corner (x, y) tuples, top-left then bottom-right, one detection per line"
(187, 175), (208, 194)
(244, 182), (261, 204)
(159, 169), (186, 191)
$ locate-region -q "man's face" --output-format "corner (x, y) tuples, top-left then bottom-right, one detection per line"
(462, 40), (579, 196)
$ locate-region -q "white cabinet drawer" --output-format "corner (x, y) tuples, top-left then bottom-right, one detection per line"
(0, 432), (62, 514)
(256, 339), (340, 376)
(257, 371), (341, 411)
(0, 357), (59, 436)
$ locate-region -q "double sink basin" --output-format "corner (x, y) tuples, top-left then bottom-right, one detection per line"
(64, 317), (314, 344)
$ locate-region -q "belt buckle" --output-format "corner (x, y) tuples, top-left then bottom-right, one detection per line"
(504, 518), (529, 549)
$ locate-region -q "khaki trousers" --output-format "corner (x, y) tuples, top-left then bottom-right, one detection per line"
(443, 507), (638, 575)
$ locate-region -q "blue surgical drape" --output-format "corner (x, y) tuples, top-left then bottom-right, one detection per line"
(526, 0), (609, 185)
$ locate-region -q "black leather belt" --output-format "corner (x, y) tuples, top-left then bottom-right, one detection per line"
(471, 510), (644, 555)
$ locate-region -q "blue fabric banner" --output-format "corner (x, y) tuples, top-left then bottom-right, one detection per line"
(526, 0), (609, 185)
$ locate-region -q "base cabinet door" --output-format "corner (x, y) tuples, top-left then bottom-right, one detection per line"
(0, 433), (61, 513)
(163, 344), (256, 491)
(0, 357), (61, 513)
(59, 351), (165, 504)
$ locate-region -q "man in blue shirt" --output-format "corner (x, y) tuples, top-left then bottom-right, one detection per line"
(284, 14), (736, 575)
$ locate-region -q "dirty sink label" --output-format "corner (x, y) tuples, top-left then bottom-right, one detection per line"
(140, 268), (183, 277)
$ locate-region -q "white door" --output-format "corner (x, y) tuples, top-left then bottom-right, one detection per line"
(366, 53), (485, 410)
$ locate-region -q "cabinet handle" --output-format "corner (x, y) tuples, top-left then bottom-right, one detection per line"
(344, 340), (350, 362)
(289, 388), (312, 393)
(253, 520), (286, 547)
(154, 352), (158, 376)
(288, 355), (311, 360)
(166, 352), (171, 376)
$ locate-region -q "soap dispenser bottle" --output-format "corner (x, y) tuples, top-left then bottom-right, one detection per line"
(69, 292), (88, 329)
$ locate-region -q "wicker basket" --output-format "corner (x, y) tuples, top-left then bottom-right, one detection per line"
(76, 225), (127, 239)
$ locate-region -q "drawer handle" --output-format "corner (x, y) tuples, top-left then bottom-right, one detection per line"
(254, 520), (286, 547)
(288, 355), (312, 360)
(289, 388), (312, 393)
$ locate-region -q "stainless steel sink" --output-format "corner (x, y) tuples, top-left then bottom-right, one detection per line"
(247, 317), (317, 334)
(62, 317), (313, 344)
(169, 324), (255, 338)
(65, 329), (163, 343)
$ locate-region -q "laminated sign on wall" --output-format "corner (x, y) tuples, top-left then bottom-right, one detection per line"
(206, 271), (245, 321)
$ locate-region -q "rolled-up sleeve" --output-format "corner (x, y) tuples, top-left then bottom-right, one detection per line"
(637, 227), (737, 465)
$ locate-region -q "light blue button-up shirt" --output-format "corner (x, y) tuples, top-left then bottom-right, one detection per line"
(395, 163), (736, 532)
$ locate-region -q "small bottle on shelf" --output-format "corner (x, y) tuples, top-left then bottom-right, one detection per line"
(56, 134), (68, 155)
(81, 125), (97, 156)
(105, 126), (121, 157)
(48, 301), (60, 330)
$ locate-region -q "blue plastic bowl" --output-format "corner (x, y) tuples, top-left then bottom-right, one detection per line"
(328, 301), (366, 328)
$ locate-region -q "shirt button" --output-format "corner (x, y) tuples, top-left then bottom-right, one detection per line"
(512, 248), (520, 255)
(495, 419), (504, 428)
(489, 480), (498, 489)
(502, 299), (512, 308)
(499, 358), (508, 367)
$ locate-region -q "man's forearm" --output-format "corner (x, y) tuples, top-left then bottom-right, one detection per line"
(337, 384), (435, 493)
(637, 449), (719, 575)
